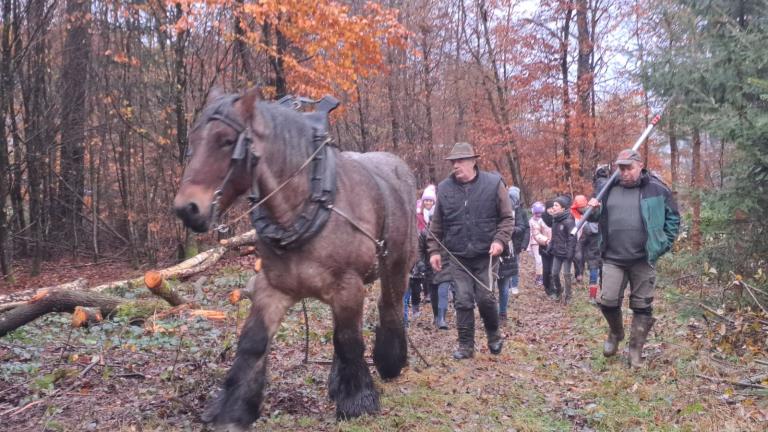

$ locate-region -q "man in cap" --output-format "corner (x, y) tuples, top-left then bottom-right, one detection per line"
(587, 149), (680, 367)
(427, 142), (515, 359)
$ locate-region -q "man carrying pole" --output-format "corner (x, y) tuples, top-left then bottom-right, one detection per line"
(586, 148), (680, 367)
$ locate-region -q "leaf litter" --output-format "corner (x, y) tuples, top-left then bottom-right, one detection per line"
(0, 254), (766, 431)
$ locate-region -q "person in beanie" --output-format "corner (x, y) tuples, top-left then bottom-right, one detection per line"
(427, 142), (515, 360)
(528, 201), (547, 286)
(547, 196), (576, 303)
(497, 186), (529, 324)
(539, 200), (556, 298)
(587, 149), (680, 367)
(571, 196), (601, 304)
(417, 185), (436, 232)
(570, 195), (589, 283)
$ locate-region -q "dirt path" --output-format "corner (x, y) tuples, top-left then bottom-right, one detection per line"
(1, 254), (765, 431)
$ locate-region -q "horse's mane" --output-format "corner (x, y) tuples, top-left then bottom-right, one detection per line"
(254, 101), (315, 177)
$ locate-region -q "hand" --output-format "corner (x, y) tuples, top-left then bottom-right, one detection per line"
(489, 241), (503, 257)
(430, 254), (442, 272)
(588, 198), (600, 208)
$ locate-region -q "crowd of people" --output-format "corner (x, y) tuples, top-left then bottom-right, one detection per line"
(404, 143), (680, 367)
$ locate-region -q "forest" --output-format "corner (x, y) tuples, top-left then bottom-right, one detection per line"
(0, 0), (766, 430)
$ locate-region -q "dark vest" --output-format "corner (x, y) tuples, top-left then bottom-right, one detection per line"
(437, 171), (501, 259)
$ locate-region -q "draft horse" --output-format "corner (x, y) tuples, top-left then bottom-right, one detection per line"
(173, 88), (416, 430)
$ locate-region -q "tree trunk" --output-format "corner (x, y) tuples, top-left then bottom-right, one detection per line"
(173, 2), (188, 163)
(23, 0), (51, 275)
(691, 127), (702, 251)
(576, 0), (593, 178)
(263, 21), (287, 98)
(668, 112), (679, 191)
(560, 0), (574, 189)
(0, 0), (12, 280)
(57, 0), (92, 246)
(385, 48), (401, 149)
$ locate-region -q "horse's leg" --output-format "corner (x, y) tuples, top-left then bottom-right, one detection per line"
(202, 275), (293, 430)
(327, 275), (380, 419)
(372, 257), (408, 379)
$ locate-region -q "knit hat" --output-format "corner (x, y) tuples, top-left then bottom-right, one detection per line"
(572, 195), (588, 209)
(531, 201), (545, 215)
(507, 186), (520, 208)
(554, 195), (570, 209)
(421, 184), (436, 202)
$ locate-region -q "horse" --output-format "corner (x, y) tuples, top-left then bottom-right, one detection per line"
(173, 88), (416, 430)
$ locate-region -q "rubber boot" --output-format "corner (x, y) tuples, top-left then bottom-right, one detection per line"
(561, 273), (572, 305)
(478, 301), (502, 355)
(452, 308), (475, 359)
(628, 313), (655, 368)
(588, 284), (598, 305)
(601, 306), (624, 357)
(436, 308), (448, 330)
(551, 273), (562, 301)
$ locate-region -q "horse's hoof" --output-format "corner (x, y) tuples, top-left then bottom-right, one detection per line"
(201, 392), (258, 431)
(335, 387), (381, 420)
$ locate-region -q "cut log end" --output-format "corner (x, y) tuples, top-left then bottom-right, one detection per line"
(144, 271), (163, 290)
(72, 306), (104, 328)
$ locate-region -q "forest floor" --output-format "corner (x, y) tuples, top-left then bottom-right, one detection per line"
(1, 252), (766, 431)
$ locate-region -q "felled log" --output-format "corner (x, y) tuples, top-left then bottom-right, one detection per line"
(0, 289), (125, 337)
(71, 306), (104, 328)
(144, 271), (190, 306)
(0, 229), (259, 310)
(228, 275), (258, 305)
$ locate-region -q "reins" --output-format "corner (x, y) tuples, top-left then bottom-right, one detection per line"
(425, 226), (496, 292)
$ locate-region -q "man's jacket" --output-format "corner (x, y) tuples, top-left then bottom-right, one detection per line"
(589, 170), (680, 263)
(428, 170), (514, 259)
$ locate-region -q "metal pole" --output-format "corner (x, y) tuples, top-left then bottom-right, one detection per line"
(571, 97), (674, 235)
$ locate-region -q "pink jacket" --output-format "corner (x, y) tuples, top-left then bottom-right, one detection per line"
(529, 216), (551, 247)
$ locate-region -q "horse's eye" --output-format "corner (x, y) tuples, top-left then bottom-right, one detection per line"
(220, 139), (235, 149)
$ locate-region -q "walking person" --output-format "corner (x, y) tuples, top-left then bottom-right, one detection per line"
(539, 200), (556, 298)
(427, 142), (515, 360)
(528, 201), (547, 286)
(497, 187), (530, 324)
(548, 196), (576, 304)
(588, 149), (680, 367)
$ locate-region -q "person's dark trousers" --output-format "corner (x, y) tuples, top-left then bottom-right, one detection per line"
(540, 251), (555, 296)
(573, 245), (584, 281)
(409, 277), (422, 309)
(430, 283), (439, 319)
(452, 256), (501, 356)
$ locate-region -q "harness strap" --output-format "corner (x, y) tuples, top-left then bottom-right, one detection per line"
(328, 205), (387, 257)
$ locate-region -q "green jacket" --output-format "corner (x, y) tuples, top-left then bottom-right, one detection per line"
(589, 171), (680, 263)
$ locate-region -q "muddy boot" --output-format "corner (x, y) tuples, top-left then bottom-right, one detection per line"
(562, 273), (572, 305)
(601, 306), (624, 357)
(628, 313), (655, 368)
(477, 301), (502, 355)
(452, 308), (475, 360)
(551, 274), (562, 301)
(436, 308), (448, 330)
(486, 328), (503, 355)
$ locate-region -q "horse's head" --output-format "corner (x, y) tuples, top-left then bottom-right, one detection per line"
(174, 88), (268, 232)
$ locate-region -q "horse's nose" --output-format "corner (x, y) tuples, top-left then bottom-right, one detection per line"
(175, 202), (199, 219)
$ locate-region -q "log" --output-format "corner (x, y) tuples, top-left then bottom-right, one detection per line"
(0, 229), (257, 310)
(71, 306), (103, 328)
(0, 289), (124, 337)
(228, 276), (258, 305)
(144, 271), (189, 306)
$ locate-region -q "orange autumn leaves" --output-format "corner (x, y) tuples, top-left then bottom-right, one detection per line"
(169, 0), (407, 98)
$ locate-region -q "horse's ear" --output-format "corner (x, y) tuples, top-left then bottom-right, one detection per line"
(206, 87), (225, 105)
(240, 87), (263, 119)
